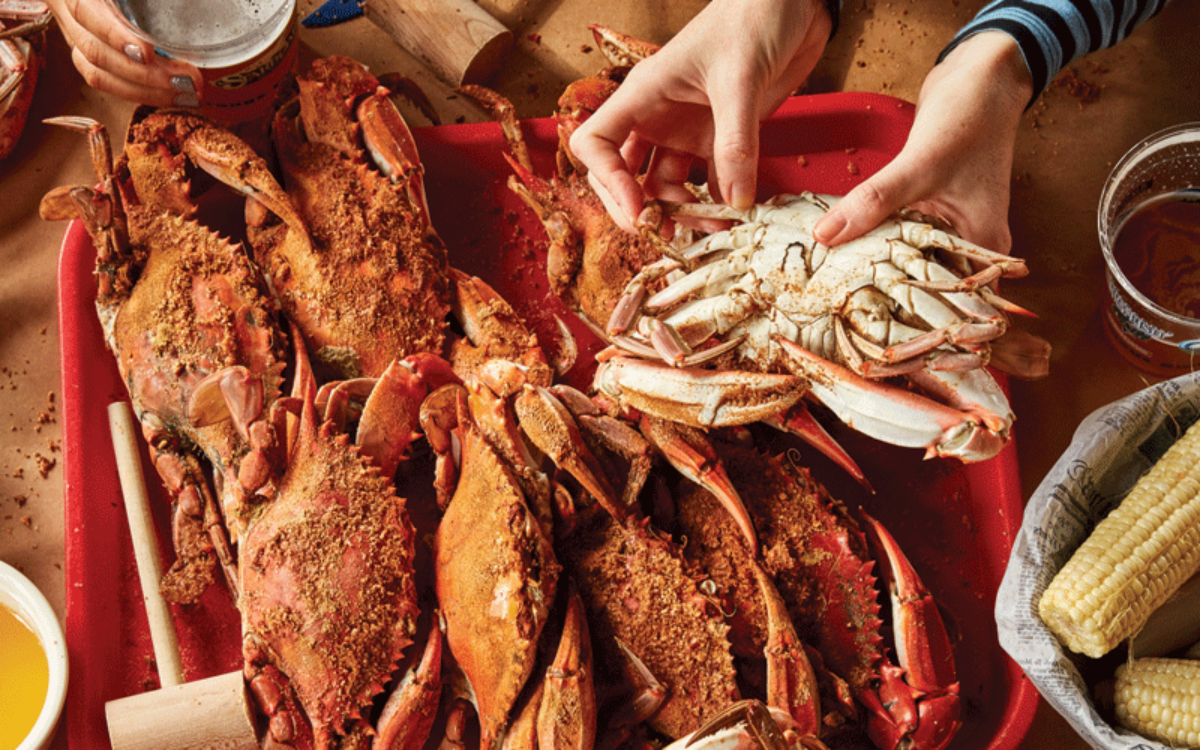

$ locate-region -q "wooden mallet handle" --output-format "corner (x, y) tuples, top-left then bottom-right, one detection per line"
(364, 0), (513, 87)
(104, 402), (258, 750)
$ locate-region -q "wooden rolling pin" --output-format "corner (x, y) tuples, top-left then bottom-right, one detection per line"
(365, 0), (513, 87)
(104, 402), (259, 750)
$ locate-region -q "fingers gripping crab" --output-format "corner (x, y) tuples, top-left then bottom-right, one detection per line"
(596, 192), (1050, 462)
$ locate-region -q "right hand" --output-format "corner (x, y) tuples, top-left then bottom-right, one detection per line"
(47, 0), (203, 107)
(812, 31), (1034, 255)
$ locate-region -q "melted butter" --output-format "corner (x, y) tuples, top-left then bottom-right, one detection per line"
(0, 603), (49, 750)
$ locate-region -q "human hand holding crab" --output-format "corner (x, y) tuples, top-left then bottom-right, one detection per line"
(46, 0), (203, 107)
(571, 13), (1032, 261)
(813, 31), (1033, 255)
(567, 0), (834, 232)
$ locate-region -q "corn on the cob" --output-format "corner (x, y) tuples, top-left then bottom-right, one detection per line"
(1038, 418), (1200, 658)
(1113, 657), (1200, 747)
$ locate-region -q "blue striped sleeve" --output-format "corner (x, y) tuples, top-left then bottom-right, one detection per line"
(937, 0), (1173, 103)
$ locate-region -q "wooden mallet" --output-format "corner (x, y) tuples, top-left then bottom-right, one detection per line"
(363, 0), (513, 88)
(104, 401), (259, 750)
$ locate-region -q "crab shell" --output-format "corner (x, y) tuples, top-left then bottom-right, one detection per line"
(240, 382), (421, 749)
(262, 55), (452, 379)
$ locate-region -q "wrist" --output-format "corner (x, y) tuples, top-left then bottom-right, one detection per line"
(940, 31), (1033, 113)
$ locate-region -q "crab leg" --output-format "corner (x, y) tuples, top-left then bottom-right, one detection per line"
(858, 512), (961, 750)
(0, 38), (27, 101)
(774, 336), (1007, 462)
(660, 700), (793, 750)
(514, 384), (626, 522)
(0, 1), (52, 39)
(594, 356), (805, 428)
(537, 588), (598, 749)
(638, 414), (758, 550)
(553, 385), (656, 509)
(372, 618), (445, 750)
(762, 405), (871, 493)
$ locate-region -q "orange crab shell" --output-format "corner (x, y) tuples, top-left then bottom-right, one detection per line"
(240, 411), (421, 746)
(261, 56), (453, 380)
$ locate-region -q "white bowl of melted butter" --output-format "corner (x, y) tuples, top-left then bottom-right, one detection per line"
(0, 561), (67, 750)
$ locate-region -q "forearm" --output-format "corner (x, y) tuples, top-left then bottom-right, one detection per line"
(938, 0), (1173, 104)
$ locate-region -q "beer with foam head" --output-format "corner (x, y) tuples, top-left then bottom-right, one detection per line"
(108, 0), (298, 122)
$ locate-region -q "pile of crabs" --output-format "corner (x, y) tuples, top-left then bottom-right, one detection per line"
(40, 28), (1048, 750)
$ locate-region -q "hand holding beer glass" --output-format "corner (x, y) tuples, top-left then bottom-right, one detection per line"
(47, 0), (204, 108)
(47, 0), (298, 122)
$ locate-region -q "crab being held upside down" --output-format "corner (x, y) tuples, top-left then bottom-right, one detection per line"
(469, 28), (1048, 467)
(596, 192), (1051, 462)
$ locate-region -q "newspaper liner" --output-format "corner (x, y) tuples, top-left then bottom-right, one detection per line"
(996, 371), (1200, 750)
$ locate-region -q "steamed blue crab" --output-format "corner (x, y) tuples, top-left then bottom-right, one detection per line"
(595, 192), (1049, 463)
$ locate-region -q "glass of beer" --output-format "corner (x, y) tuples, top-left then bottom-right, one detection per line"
(1098, 123), (1200, 376)
(105, 0), (299, 123)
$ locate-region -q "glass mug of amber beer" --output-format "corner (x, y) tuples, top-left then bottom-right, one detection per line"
(1098, 123), (1200, 376)
(105, 0), (299, 123)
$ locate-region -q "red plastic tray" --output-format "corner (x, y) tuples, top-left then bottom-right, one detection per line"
(58, 92), (1038, 749)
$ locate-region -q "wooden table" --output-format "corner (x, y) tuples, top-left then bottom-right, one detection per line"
(3, 0), (1198, 747)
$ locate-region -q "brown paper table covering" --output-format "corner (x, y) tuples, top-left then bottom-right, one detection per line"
(2, 0), (1198, 747)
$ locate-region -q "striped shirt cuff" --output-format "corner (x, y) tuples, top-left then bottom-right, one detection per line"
(937, 0), (1172, 105)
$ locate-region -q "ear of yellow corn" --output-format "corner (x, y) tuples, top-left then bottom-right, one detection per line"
(1037, 418), (1200, 659)
(1113, 657), (1200, 747)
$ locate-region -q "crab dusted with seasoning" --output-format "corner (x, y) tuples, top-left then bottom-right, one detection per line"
(238, 334), (426, 750)
(39, 109), (293, 604)
(258, 55), (453, 380)
(669, 441), (961, 750)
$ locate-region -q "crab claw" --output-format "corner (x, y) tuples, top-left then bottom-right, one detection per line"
(537, 588), (598, 748)
(587, 25), (662, 66)
(372, 617), (444, 750)
(637, 414), (758, 550)
(357, 87), (434, 237)
(773, 336), (1008, 462)
(859, 512), (960, 750)
(514, 384), (626, 522)
(751, 563), (821, 738)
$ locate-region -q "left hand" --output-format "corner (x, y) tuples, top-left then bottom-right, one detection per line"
(568, 0), (833, 231)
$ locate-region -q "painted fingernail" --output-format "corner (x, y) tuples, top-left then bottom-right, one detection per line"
(123, 43), (144, 63)
(170, 75), (196, 93)
(174, 92), (200, 107)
